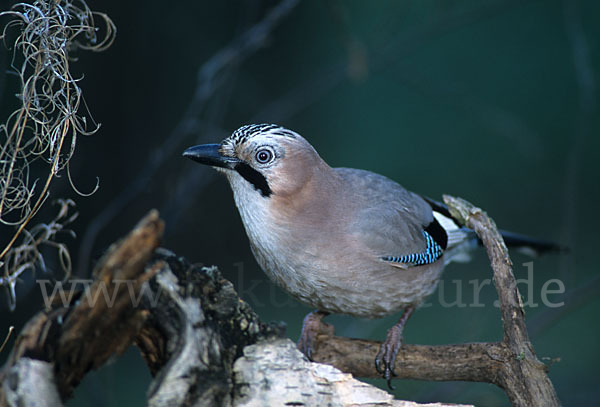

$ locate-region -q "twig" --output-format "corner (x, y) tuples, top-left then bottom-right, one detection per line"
(0, 326), (13, 354)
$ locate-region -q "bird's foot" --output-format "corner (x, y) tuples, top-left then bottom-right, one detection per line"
(375, 324), (404, 388)
(297, 310), (333, 360)
(374, 306), (415, 389)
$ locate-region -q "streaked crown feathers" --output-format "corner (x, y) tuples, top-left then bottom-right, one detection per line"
(219, 123), (299, 157)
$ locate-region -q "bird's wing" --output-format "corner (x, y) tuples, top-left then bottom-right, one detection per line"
(334, 168), (439, 266)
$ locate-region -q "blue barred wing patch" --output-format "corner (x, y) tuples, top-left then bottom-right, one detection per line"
(382, 230), (444, 266)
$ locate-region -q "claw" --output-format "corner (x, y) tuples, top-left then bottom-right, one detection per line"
(375, 326), (401, 381)
(375, 351), (384, 374)
(297, 326), (314, 359)
(374, 306), (415, 388)
(297, 310), (332, 360)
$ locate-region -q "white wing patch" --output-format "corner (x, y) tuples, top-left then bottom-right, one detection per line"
(432, 210), (478, 265)
(432, 211), (469, 249)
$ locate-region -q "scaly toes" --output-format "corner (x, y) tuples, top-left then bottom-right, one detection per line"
(375, 340), (398, 386)
(297, 329), (314, 359)
(297, 311), (332, 360)
(375, 325), (405, 388)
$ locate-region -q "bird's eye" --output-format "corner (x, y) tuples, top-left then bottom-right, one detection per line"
(255, 148), (274, 164)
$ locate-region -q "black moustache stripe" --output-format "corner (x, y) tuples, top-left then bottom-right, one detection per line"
(234, 163), (272, 198)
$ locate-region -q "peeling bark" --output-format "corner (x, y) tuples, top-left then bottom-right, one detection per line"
(233, 339), (470, 407)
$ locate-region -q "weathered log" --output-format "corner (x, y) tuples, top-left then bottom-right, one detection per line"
(0, 210), (164, 404)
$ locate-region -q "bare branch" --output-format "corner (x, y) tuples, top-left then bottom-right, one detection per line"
(305, 195), (560, 407)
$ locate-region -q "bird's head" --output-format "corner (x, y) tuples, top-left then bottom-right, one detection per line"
(183, 124), (325, 199)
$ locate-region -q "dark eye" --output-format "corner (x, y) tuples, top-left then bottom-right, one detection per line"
(255, 148), (273, 164)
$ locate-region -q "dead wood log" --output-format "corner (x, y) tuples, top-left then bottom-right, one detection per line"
(0, 210), (164, 404)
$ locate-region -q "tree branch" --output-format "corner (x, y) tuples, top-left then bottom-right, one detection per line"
(444, 195), (560, 406)
(312, 338), (508, 384)
(307, 195), (560, 407)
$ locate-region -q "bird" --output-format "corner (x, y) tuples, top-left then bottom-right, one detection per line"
(183, 123), (562, 386)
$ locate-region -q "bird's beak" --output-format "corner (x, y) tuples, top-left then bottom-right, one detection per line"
(183, 144), (237, 169)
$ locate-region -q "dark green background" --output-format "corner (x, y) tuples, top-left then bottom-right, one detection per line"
(1, 0), (598, 405)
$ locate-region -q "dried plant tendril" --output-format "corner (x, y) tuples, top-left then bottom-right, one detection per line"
(0, 0), (115, 310)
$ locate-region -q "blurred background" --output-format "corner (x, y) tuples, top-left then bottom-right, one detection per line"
(1, 0), (599, 405)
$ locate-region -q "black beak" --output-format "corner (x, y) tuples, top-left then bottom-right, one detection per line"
(183, 144), (237, 169)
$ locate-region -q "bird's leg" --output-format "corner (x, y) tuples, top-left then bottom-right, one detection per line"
(375, 305), (415, 388)
(297, 310), (333, 360)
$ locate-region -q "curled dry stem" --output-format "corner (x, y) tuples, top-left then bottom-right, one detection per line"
(0, 0), (115, 309)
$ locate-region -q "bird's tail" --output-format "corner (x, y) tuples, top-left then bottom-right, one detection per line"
(422, 196), (566, 264)
(496, 229), (566, 257)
